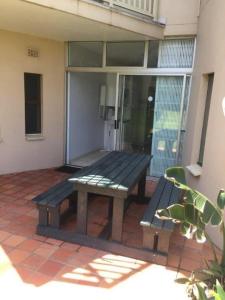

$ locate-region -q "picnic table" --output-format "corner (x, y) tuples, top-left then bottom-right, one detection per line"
(69, 151), (151, 242)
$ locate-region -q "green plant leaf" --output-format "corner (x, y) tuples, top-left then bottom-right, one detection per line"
(165, 166), (187, 185)
(215, 280), (225, 299)
(192, 190), (208, 212)
(211, 210), (222, 226)
(183, 189), (222, 226)
(194, 269), (212, 281)
(195, 229), (206, 243)
(195, 283), (208, 300)
(175, 277), (190, 284)
(217, 190), (225, 210)
(201, 200), (216, 224)
(209, 261), (224, 275)
(185, 203), (196, 225)
(201, 268), (221, 278)
(156, 204), (185, 221)
(211, 291), (221, 300)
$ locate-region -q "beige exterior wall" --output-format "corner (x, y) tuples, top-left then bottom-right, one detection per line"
(0, 30), (65, 175)
(183, 0), (225, 248)
(23, 0), (199, 38)
(21, 0), (164, 40)
(158, 0), (200, 36)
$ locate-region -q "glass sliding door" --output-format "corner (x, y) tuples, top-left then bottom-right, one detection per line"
(150, 76), (190, 177)
(116, 75), (155, 156)
(116, 74), (190, 177)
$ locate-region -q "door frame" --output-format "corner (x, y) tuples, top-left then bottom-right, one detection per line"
(65, 69), (192, 165)
(114, 73), (191, 154)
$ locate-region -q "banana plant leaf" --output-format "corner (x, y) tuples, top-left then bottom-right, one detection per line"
(165, 166), (187, 185)
(186, 189), (222, 226)
(215, 280), (225, 299)
(195, 284), (208, 300)
(211, 281), (225, 300)
(217, 189), (225, 210)
(156, 190), (222, 242)
(156, 196), (222, 227)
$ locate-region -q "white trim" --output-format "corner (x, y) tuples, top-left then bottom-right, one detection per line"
(66, 66), (193, 76)
(25, 134), (45, 141)
(176, 75), (187, 160)
(118, 75), (126, 151)
(102, 42), (106, 68)
(65, 42), (69, 67)
(186, 164), (202, 177)
(143, 41), (149, 68)
(192, 37), (197, 70)
(66, 72), (71, 164)
(113, 73), (120, 150)
(182, 75), (192, 129)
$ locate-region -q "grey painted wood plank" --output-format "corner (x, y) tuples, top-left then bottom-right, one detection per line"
(73, 152), (150, 196)
(72, 182), (128, 198)
(151, 180), (174, 229)
(163, 187), (182, 230)
(140, 177), (167, 226)
(112, 197), (125, 242)
(33, 180), (68, 203)
(140, 177), (182, 231)
(47, 185), (74, 207)
(138, 169), (147, 199)
(115, 156), (150, 192)
(84, 151), (125, 185)
(85, 152), (128, 186)
(69, 152), (120, 185)
(36, 181), (73, 206)
(76, 191), (88, 234)
(94, 153), (140, 188)
(68, 151), (116, 181)
(108, 154), (147, 191)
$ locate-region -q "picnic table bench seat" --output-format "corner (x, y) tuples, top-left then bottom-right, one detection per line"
(32, 179), (77, 228)
(140, 176), (183, 254)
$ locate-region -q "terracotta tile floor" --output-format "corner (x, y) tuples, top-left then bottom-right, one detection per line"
(0, 168), (221, 299)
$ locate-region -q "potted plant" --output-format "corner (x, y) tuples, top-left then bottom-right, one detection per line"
(155, 167), (225, 300)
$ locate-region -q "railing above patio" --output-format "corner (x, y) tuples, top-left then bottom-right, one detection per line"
(96, 0), (158, 18)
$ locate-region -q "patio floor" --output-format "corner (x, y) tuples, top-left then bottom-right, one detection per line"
(0, 168), (221, 299)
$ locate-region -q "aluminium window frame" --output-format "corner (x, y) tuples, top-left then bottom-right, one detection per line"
(65, 37), (196, 165)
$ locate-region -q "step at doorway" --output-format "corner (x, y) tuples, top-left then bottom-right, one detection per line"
(70, 149), (110, 168)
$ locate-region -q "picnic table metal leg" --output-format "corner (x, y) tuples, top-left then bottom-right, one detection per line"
(112, 197), (125, 242)
(76, 191), (88, 234)
(138, 169), (147, 201)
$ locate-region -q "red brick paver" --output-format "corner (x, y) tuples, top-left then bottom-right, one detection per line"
(0, 168), (221, 300)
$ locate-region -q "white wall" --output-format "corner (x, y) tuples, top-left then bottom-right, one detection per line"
(68, 72), (106, 161)
(0, 30), (65, 175)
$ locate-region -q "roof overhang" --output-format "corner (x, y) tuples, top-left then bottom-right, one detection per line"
(0, 0), (164, 41)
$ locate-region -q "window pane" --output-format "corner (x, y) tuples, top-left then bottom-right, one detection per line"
(24, 73), (42, 134)
(68, 42), (103, 67)
(106, 42), (145, 66)
(148, 40), (159, 68)
(147, 39), (195, 68)
(158, 39), (195, 68)
(198, 73), (214, 166)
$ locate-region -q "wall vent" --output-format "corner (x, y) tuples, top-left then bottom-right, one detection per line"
(27, 48), (39, 58)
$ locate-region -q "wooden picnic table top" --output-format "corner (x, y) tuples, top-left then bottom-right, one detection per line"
(69, 151), (151, 196)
